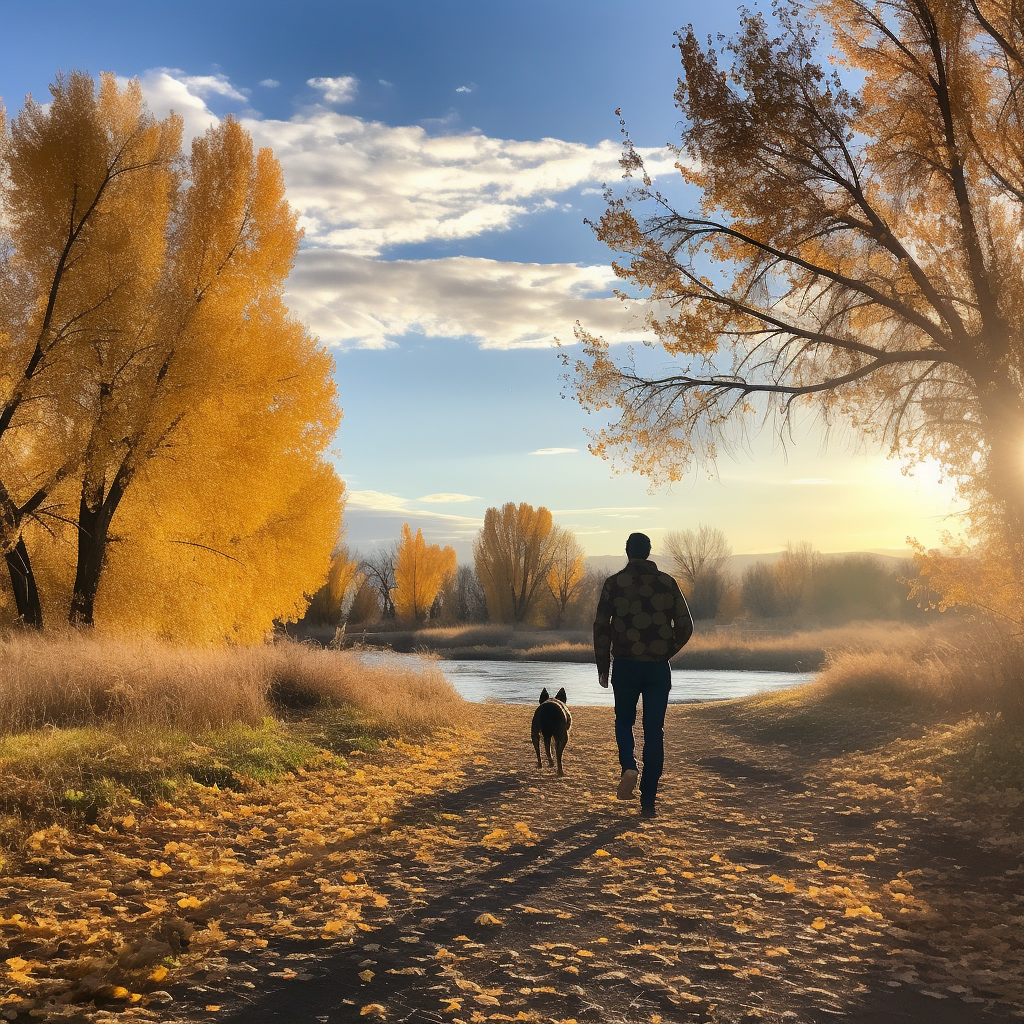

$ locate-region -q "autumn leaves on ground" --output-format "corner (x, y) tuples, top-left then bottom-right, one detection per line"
(2, 627), (1024, 1024)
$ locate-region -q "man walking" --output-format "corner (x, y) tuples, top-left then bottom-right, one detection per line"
(594, 532), (693, 818)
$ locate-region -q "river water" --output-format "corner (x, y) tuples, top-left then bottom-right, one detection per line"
(437, 659), (814, 705)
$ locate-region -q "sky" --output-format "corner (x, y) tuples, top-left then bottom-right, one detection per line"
(1, 1), (962, 561)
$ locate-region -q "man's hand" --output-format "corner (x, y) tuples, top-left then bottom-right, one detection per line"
(598, 671), (609, 689)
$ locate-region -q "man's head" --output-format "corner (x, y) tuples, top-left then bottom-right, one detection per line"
(625, 532), (652, 560)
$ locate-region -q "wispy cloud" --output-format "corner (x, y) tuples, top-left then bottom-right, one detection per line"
(417, 493), (480, 503)
(529, 447), (580, 456)
(307, 75), (358, 104)
(455, 84), (474, 94)
(242, 111), (679, 255)
(345, 489), (482, 525)
(286, 253), (651, 349)
(259, 78), (280, 89)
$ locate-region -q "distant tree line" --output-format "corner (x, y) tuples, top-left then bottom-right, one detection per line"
(304, 510), (932, 631)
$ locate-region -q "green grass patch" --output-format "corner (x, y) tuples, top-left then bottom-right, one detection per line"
(0, 707), (382, 855)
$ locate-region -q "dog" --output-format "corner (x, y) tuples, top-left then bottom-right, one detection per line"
(531, 687), (572, 776)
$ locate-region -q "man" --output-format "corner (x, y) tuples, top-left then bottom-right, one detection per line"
(593, 532), (693, 818)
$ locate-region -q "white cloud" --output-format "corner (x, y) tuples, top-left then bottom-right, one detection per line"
(136, 69), (224, 139)
(345, 489), (481, 526)
(455, 84), (474, 94)
(346, 489), (411, 512)
(307, 75), (358, 104)
(137, 70), (681, 256)
(286, 251), (652, 349)
(260, 78), (280, 89)
(242, 109), (680, 255)
(178, 72), (249, 101)
(530, 447), (579, 456)
(417, 493), (480, 503)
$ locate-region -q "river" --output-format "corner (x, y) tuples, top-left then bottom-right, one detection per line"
(437, 659), (814, 705)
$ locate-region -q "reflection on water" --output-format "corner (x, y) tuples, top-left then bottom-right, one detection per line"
(436, 659), (814, 705)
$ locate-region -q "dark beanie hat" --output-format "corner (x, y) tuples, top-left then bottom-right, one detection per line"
(625, 532), (652, 559)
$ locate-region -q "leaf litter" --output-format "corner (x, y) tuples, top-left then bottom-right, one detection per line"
(2, 704), (1023, 1023)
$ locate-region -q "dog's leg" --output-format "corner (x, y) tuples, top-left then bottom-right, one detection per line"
(544, 734), (554, 767)
(532, 727), (542, 768)
(555, 733), (567, 776)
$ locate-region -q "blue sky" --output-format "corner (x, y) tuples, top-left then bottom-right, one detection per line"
(2, 1), (960, 560)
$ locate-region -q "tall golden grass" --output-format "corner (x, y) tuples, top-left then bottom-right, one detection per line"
(811, 621), (1024, 717)
(0, 632), (466, 737)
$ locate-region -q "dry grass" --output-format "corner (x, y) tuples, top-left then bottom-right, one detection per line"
(796, 618), (1024, 719)
(677, 621), (954, 672)
(0, 631), (467, 738)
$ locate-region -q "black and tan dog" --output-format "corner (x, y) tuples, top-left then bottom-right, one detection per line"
(531, 687), (572, 776)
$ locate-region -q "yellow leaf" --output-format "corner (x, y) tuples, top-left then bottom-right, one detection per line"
(765, 946), (790, 957)
(121, 813), (137, 829)
(576, 949), (594, 958)
(205, 1006), (221, 1013)
(343, 872), (359, 883)
(359, 970), (375, 982)
(710, 853), (723, 863)
(148, 966), (168, 982)
(4, 957), (32, 973)
(177, 896), (203, 909)
(594, 849), (611, 858)
(360, 1004), (386, 1016)
(654, 867), (667, 875)
(811, 918), (828, 930)
(474, 913), (502, 926)
(844, 905), (883, 921)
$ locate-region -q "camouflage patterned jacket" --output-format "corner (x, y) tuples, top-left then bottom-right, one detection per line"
(593, 559), (693, 676)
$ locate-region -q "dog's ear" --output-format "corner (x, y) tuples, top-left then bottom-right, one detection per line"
(539, 688), (550, 704)
(555, 687), (568, 704)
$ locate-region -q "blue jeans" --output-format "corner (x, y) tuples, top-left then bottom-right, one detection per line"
(612, 658), (671, 808)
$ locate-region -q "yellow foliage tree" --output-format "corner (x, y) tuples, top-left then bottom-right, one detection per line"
(474, 503), (560, 623)
(566, 1), (1024, 606)
(393, 524), (456, 624)
(0, 72), (343, 639)
(546, 528), (587, 628)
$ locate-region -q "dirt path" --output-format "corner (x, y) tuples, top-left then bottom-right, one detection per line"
(160, 704), (1023, 1024)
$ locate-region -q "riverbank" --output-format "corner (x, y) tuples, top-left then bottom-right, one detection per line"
(303, 620), (955, 673)
(3, 656), (1022, 1022)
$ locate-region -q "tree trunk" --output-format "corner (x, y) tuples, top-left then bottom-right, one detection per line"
(5, 536), (42, 627)
(69, 471), (128, 627)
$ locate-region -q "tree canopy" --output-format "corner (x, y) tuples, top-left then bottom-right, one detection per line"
(568, 0), (1024, 586)
(0, 72), (343, 640)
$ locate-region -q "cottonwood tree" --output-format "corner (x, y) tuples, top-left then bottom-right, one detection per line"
(546, 528), (588, 628)
(305, 543), (361, 625)
(393, 523), (457, 624)
(473, 502), (561, 623)
(0, 73), (343, 637)
(568, 0), (1024, 604)
(663, 524), (731, 619)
